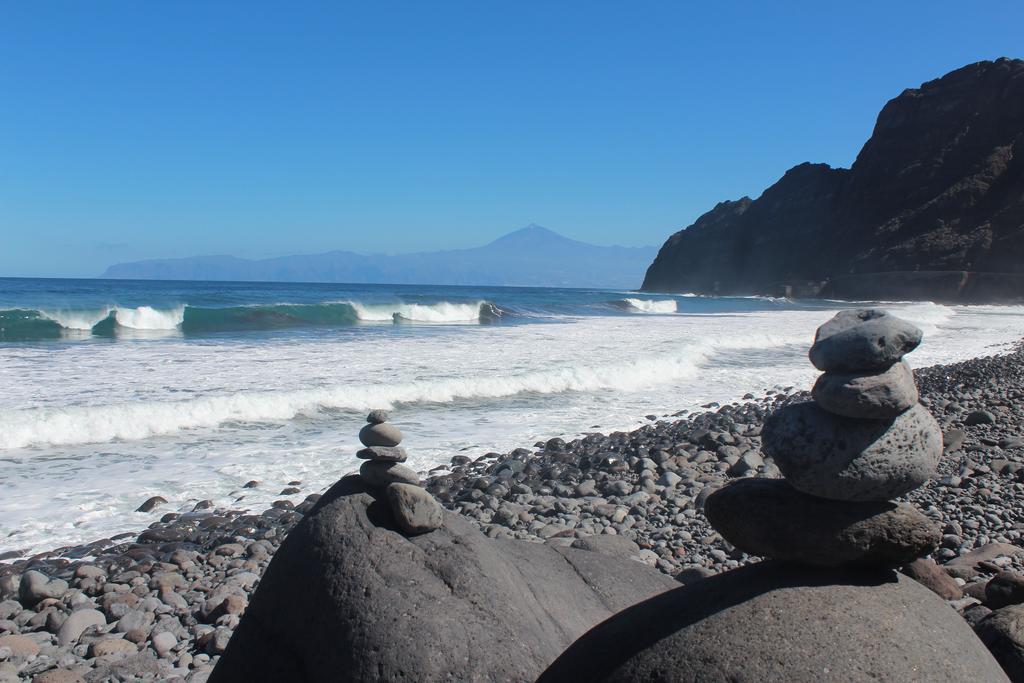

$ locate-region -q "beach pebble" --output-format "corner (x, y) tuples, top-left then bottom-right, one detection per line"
(385, 483), (443, 535)
(135, 496), (167, 513)
(809, 309), (922, 372)
(763, 402), (941, 501)
(366, 409), (389, 424)
(359, 422), (404, 448)
(812, 360), (918, 419)
(985, 571), (1024, 609)
(151, 631), (176, 657)
(975, 605), (1024, 680)
(18, 571), (68, 606)
(56, 609), (105, 646)
(900, 558), (963, 600)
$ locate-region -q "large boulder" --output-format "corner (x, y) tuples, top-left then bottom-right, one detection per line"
(538, 561), (1008, 682)
(762, 401), (941, 501)
(210, 476), (677, 683)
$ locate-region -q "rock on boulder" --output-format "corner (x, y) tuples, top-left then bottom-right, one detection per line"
(812, 360), (919, 419)
(210, 476), (678, 683)
(705, 479), (938, 567)
(538, 561), (1008, 682)
(762, 401), (941, 501)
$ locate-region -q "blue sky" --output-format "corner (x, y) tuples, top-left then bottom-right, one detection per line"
(1, 2), (1021, 277)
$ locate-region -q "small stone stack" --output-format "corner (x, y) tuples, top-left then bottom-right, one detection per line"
(706, 309), (944, 568)
(355, 410), (443, 535)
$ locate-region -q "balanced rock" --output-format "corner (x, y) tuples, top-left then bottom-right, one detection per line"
(359, 422), (403, 448)
(385, 482), (443, 534)
(705, 478), (939, 567)
(359, 460), (420, 487)
(355, 446), (407, 462)
(809, 309), (923, 372)
(365, 409), (389, 424)
(210, 475), (678, 682)
(763, 401), (941, 501)
(812, 360), (919, 419)
(538, 561), (1009, 682)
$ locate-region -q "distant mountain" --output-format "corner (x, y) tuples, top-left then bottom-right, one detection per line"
(101, 225), (657, 289)
(642, 58), (1024, 302)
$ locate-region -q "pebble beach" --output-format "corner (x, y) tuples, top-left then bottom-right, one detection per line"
(1, 337), (1023, 681)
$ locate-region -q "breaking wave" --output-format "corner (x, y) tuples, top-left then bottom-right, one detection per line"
(616, 298), (678, 314)
(0, 301), (505, 340)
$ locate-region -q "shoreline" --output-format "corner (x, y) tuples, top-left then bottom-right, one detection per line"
(2, 343), (1024, 679)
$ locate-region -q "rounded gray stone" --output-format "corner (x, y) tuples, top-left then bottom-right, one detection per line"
(705, 478), (939, 567)
(355, 446), (407, 462)
(812, 360), (919, 419)
(975, 605), (1024, 681)
(358, 461), (420, 488)
(809, 309), (923, 372)
(365, 409), (389, 424)
(762, 401), (941, 501)
(538, 561), (1009, 683)
(359, 422), (403, 447)
(385, 483), (443, 535)
(56, 608), (106, 646)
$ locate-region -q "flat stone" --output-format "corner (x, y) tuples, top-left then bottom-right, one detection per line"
(705, 478), (939, 567)
(0, 633), (40, 658)
(538, 561), (1008, 683)
(762, 401), (941, 501)
(90, 638), (137, 657)
(385, 483), (443, 535)
(975, 605), (1024, 681)
(358, 461), (420, 488)
(31, 670), (85, 683)
(355, 446), (407, 462)
(812, 361), (918, 419)
(944, 543), (1024, 580)
(358, 422), (403, 448)
(809, 309), (923, 372)
(365, 409), (389, 424)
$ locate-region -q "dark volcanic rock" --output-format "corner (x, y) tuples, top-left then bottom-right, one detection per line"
(762, 401), (941, 501)
(210, 476), (677, 683)
(808, 310), (922, 372)
(813, 361), (919, 418)
(538, 562), (1009, 683)
(641, 58), (1024, 303)
(705, 479), (939, 567)
(975, 605), (1024, 682)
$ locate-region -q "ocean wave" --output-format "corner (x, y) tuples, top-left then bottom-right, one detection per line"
(0, 301), (506, 340)
(617, 298), (678, 313)
(0, 333), (796, 449)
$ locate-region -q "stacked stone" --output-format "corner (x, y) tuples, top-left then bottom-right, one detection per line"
(706, 309), (944, 568)
(355, 410), (443, 535)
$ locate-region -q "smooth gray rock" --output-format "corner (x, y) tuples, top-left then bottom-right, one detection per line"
(365, 409), (389, 424)
(210, 475), (678, 683)
(809, 309), (922, 372)
(975, 605), (1024, 682)
(358, 461), (420, 488)
(358, 422), (403, 448)
(135, 496), (167, 513)
(812, 361), (919, 419)
(385, 483), (443, 534)
(538, 561), (1009, 683)
(705, 479), (939, 567)
(986, 572), (1024, 609)
(762, 401), (941, 501)
(18, 570), (68, 607)
(355, 446), (407, 462)
(57, 609), (105, 646)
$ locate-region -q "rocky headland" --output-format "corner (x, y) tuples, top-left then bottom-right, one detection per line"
(641, 57), (1024, 302)
(2, 313), (1024, 680)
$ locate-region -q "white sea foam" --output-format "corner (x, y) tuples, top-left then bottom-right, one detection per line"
(622, 298), (678, 313)
(349, 300), (485, 323)
(40, 308), (113, 330)
(114, 305), (185, 330)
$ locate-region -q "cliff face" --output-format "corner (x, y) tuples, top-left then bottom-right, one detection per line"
(642, 58), (1024, 301)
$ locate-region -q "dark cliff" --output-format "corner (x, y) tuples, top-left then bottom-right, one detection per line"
(642, 58), (1024, 302)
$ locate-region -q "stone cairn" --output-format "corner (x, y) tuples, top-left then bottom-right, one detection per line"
(706, 309), (944, 568)
(355, 410), (444, 535)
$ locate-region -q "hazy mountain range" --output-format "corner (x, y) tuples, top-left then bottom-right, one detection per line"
(101, 225), (658, 289)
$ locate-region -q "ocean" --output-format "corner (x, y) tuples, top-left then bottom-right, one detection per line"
(2, 277), (1023, 557)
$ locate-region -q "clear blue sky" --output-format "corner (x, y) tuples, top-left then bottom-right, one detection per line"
(1, 1), (1021, 277)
